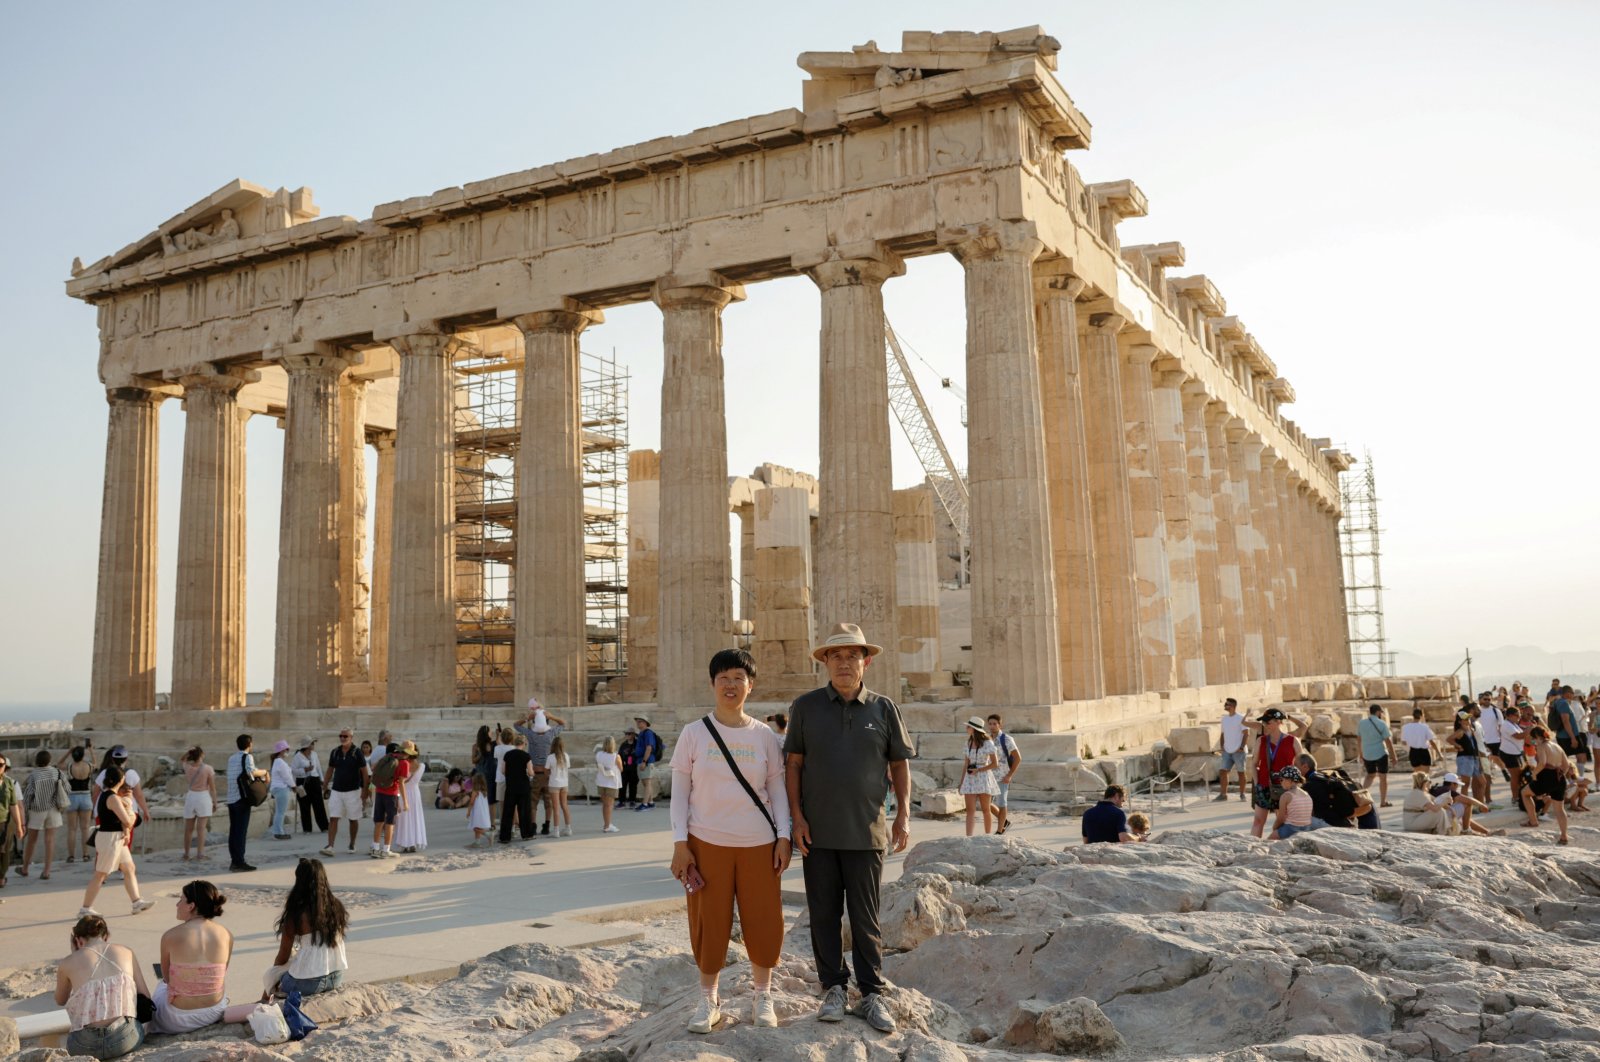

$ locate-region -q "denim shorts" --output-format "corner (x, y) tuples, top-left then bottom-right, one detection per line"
(280, 969), (344, 996)
(68, 790), (93, 814)
(1219, 750), (1247, 771)
(1275, 822), (1314, 839)
(1454, 755), (1483, 778)
(994, 781), (1009, 808)
(67, 1015), (144, 1060)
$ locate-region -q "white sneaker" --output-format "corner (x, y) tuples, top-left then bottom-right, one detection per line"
(78, 906), (100, 918)
(561, 825), (572, 837)
(753, 992), (778, 1028)
(131, 899), (156, 915)
(603, 824), (620, 834)
(319, 846), (336, 857)
(687, 995), (722, 1034)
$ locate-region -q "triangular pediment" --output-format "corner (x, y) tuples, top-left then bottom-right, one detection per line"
(86, 180), (321, 274)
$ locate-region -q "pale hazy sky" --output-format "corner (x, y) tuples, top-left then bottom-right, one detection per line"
(2, 1), (1596, 703)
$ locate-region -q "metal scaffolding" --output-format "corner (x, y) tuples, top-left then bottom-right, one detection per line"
(452, 343), (629, 706)
(1339, 450), (1395, 678)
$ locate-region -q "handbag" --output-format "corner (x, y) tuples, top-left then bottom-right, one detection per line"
(53, 769), (72, 813)
(280, 990), (318, 1041)
(701, 716), (779, 843)
(249, 1002), (291, 1044)
(245, 776), (270, 807)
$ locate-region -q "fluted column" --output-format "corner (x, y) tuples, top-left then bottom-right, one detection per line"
(1121, 340), (1176, 691)
(948, 222), (1062, 708)
(1255, 452), (1289, 677)
(171, 367), (252, 710)
(1205, 405), (1246, 682)
(1081, 308), (1143, 694)
(1034, 263), (1103, 701)
(625, 450), (661, 697)
(338, 377), (370, 686)
(513, 305), (602, 709)
(753, 485), (817, 683)
(369, 431), (394, 687)
(893, 487), (940, 684)
(654, 277), (743, 709)
(386, 331), (462, 709)
(1153, 368), (1204, 688)
(274, 349), (350, 710)
(1279, 469), (1307, 675)
(1182, 385), (1226, 684)
(90, 386), (168, 711)
(1225, 423), (1267, 681)
(805, 250), (903, 697)
(1328, 500), (1353, 672)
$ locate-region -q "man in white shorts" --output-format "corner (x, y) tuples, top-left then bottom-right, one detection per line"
(1216, 698), (1249, 802)
(321, 728), (369, 856)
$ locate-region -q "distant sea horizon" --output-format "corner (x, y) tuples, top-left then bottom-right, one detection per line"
(0, 703), (83, 728)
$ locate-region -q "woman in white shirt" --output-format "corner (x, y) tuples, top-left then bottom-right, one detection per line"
(266, 742), (295, 840)
(546, 736), (572, 837)
(594, 737), (623, 834)
(290, 737), (327, 837)
(262, 858), (348, 1001)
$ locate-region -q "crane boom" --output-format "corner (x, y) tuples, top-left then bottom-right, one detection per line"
(883, 320), (969, 583)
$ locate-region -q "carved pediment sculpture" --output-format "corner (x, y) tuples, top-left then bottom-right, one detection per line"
(161, 209), (242, 256)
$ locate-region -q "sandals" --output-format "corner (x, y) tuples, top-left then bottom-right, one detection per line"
(995, 823), (1008, 835)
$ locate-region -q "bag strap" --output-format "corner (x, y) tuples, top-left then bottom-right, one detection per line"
(702, 716), (779, 842)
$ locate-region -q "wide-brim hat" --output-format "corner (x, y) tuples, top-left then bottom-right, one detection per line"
(272, 740), (291, 754)
(398, 740), (419, 758)
(633, 717), (651, 728)
(965, 716), (988, 734)
(811, 622), (883, 662)
(298, 735), (316, 749)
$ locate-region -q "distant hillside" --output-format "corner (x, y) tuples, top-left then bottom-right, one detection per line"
(1394, 646), (1600, 691)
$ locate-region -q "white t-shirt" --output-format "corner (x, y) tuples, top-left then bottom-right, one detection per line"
(94, 767), (141, 792)
(545, 754), (569, 789)
(594, 750), (623, 789)
(1478, 707), (1503, 746)
(1400, 722), (1435, 750)
(1220, 713), (1247, 754)
(1498, 719), (1525, 753)
(270, 758), (296, 791)
(493, 743), (513, 784)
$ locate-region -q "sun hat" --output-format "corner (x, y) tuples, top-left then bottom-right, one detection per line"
(271, 739), (291, 754)
(634, 716), (651, 728)
(527, 697), (542, 710)
(398, 740), (419, 758)
(811, 622), (884, 662)
(1274, 765), (1304, 783)
(531, 709), (550, 735)
(965, 716), (988, 734)
(298, 735), (316, 749)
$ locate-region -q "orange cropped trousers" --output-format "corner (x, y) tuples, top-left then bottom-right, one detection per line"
(685, 834), (784, 974)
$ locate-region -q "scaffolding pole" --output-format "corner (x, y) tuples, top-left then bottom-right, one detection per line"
(1339, 450), (1394, 678)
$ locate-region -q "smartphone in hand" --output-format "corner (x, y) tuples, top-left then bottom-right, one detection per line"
(683, 865), (706, 893)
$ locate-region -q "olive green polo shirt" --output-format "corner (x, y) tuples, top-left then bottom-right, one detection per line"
(784, 683), (915, 851)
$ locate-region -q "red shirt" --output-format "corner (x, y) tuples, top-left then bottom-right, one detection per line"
(1255, 732), (1299, 788)
(376, 758), (410, 797)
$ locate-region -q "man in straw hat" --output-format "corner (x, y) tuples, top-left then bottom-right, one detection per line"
(784, 622), (914, 1035)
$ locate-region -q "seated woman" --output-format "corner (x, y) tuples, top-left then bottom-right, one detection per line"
(152, 880), (233, 1033)
(54, 913), (150, 1060)
(262, 857), (349, 1000)
(1402, 770), (1456, 835)
(435, 768), (470, 810)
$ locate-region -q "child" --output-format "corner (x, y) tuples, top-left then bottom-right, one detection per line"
(1126, 811), (1152, 841)
(1270, 766), (1314, 840)
(466, 775), (491, 848)
(546, 736), (572, 837)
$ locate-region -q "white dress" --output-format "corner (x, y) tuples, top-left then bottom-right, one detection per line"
(468, 794), (490, 832)
(959, 740), (1001, 797)
(393, 766), (428, 851)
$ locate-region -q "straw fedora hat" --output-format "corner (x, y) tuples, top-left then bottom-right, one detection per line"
(811, 622), (883, 663)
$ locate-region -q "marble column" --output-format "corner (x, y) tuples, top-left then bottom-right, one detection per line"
(1279, 469), (1307, 675)
(1034, 263), (1103, 701)
(273, 349), (350, 710)
(171, 367), (251, 710)
(1120, 340), (1177, 691)
(337, 377), (370, 687)
(90, 386), (167, 711)
(1329, 501), (1353, 672)
(805, 250), (903, 697)
(737, 504), (756, 622)
(753, 485), (816, 683)
(1080, 308), (1143, 694)
(513, 306), (601, 709)
(386, 331), (462, 709)
(1153, 368), (1204, 688)
(893, 487), (941, 686)
(1255, 451), (1289, 677)
(625, 449), (661, 698)
(654, 278), (743, 709)
(1182, 385), (1226, 685)
(369, 431), (394, 688)
(948, 222), (1062, 708)
(1224, 423), (1267, 681)
(1204, 405), (1247, 682)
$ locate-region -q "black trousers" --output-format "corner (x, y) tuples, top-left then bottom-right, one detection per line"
(802, 846), (886, 995)
(499, 784), (535, 842)
(227, 799), (251, 867)
(297, 785), (328, 833)
(621, 766), (639, 804)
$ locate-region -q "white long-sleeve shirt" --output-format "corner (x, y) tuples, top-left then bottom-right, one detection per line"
(669, 715), (790, 848)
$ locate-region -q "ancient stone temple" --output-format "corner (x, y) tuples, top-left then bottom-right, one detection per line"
(68, 27), (1354, 785)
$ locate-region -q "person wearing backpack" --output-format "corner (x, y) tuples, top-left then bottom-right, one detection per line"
(367, 743), (410, 859)
(225, 735), (267, 873)
(20, 748), (68, 880)
(985, 714), (1021, 835)
(634, 716), (664, 811)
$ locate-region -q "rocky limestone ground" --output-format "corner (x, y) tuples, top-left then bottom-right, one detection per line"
(11, 828), (1600, 1061)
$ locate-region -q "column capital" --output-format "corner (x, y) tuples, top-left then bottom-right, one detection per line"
(1155, 368), (1190, 391)
(513, 303), (604, 336)
(652, 272), (745, 311)
(1123, 341), (1160, 366)
(105, 384), (173, 408)
(1180, 378), (1211, 405)
(1032, 258), (1086, 300)
(795, 243), (905, 289)
(368, 428), (396, 452)
(1080, 301), (1126, 336)
(939, 220), (1042, 265)
(385, 331), (467, 362)
(172, 364), (260, 395)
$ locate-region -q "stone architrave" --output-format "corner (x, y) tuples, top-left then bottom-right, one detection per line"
(171, 367), (252, 711)
(892, 487), (941, 686)
(514, 305), (602, 709)
(1120, 340), (1177, 692)
(1153, 368), (1204, 688)
(753, 485), (815, 684)
(804, 248), (904, 697)
(337, 376), (370, 687)
(947, 221), (1062, 708)
(626, 450), (661, 698)
(1034, 262), (1104, 701)
(90, 385), (168, 711)
(653, 277), (744, 710)
(1181, 383), (1225, 684)
(1225, 422), (1267, 682)
(273, 348), (350, 711)
(386, 330), (462, 709)
(1205, 405), (1246, 682)
(368, 431), (394, 688)
(1080, 307), (1143, 695)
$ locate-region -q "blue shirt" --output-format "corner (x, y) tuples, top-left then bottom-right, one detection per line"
(1081, 800), (1128, 843)
(1358, 716), (1392, 761)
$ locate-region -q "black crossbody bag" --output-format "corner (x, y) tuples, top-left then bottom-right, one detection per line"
(701, 716), (779, 843)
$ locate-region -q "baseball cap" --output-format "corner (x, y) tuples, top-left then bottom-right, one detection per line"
(1442, 772), (1460, 784)
(1258, 708), (1287, 723)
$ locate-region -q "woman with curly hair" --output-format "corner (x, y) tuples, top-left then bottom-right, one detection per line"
(261, 858), (349, 1000)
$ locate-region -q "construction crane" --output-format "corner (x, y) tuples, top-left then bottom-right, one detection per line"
(883, 320), (970, 585)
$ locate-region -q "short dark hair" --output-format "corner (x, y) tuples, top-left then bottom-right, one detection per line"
(768, 712), (787, 729)
(708, 648), (757, 682)
(1103, 784), (1126, 801)
(235, 734), (252, 751)
(1296, 753), (1316, 770)
(33, 749), (50, 767)
(1562, 685), (1574, 696)
(182, 880), (228, 919)
(1224, 698), (1238, 708)
(986, 713), (1002, 723)
(1369, 704), (1384, 715)
(1412, 708), (1423, 719)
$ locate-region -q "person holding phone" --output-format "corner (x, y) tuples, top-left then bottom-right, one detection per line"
(669, 649), (791, 1034)
(959, 717), (1000, 836)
